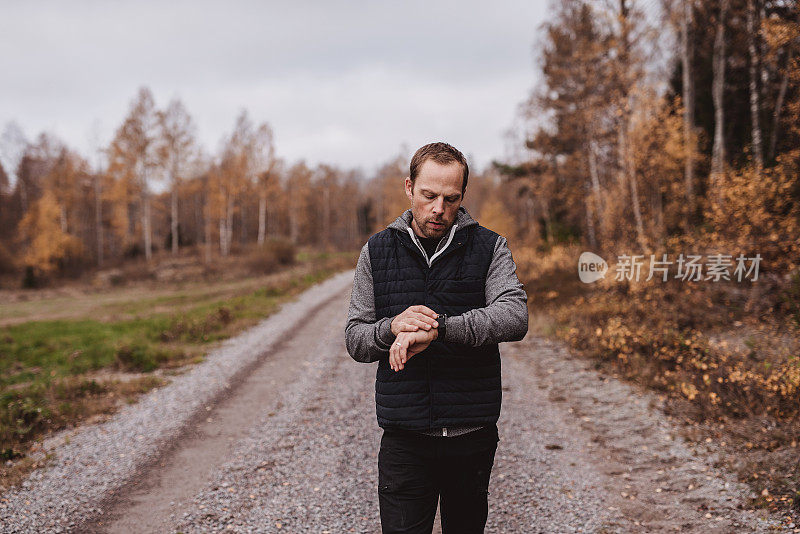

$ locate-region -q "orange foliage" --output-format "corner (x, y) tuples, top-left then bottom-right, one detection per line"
(17, 187), (83, 276)
(704, 160), (800, 273)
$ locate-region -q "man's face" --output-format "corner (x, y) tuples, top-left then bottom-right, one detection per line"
(405, 159), (464, 239)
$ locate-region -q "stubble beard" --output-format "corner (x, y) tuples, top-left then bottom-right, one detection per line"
(410, 200), (449, 239)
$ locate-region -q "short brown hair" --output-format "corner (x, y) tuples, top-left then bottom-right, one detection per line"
(409, 142), (469, 193)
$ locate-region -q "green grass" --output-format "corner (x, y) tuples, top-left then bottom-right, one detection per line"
(0, 252), (356, 483)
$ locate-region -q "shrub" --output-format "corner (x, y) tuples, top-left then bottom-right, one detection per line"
(247, 239), (296, 275)
(115, 343), (157, 372)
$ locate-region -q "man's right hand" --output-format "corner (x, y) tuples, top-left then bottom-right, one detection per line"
(390, 327), (438, 372)
(390, 305), (439, 335)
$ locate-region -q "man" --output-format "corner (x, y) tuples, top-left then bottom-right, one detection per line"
(345, 142), (528, 533)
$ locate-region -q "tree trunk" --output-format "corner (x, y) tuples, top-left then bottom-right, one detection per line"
(711, 0), (729, 185)
(203, 192), (212, 263)
(219, 216), (227, 256)
(624, 128), (646, 251)
(768, 47), (793, 162)
(587, 137), (605, 240)
(289, 184), (299, 244)
(618, 124), (646, 250)
(142, 191), (152, 261)
(239, 201), (247, 244)
(194, 192), (202, 246)
(268, 201), (277, 238)
(226, 193), (234, 253)
(323, 185), (331, 246)
(94, 174), (103, 267)
(584, 183), (598, 250)
(258, 191), (266, 245)
(681, 0), (696, 223)
(746, 0), (764, 172)
(171, 182), (179, 254)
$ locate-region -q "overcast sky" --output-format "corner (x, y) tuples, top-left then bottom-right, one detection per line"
(0, 0), (549, 176)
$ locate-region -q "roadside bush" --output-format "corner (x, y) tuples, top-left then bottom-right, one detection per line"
(0, 387), (50, 450)
(246, 239), (296, 275)
(115, 343), (157, 372)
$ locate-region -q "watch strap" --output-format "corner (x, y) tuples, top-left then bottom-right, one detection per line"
(437, 313), (447, 340)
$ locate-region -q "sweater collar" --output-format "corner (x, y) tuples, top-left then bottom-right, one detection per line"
(386, 205), (477, 234)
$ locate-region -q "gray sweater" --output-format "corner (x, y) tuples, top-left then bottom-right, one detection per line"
(345, 206), (529, 436)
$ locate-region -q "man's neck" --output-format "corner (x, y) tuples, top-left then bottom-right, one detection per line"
(410, 217), (426, 239)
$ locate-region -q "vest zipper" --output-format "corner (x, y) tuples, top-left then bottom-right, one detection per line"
(424, 265), (433, 431)
(397, 228), (469, 432)
(398, 231), (467, 267)
(399, 238), (428, 266)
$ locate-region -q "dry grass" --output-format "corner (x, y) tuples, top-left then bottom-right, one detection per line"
(0, 374), (168, 491)
(516, 243), (800, 520)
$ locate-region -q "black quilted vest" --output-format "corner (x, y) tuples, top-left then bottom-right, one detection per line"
(368, 221), (502, 431)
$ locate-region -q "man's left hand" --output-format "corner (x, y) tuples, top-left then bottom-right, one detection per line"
(390, 327), (438, 372)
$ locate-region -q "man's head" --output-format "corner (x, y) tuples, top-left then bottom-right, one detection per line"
(405, 142), (468, 239)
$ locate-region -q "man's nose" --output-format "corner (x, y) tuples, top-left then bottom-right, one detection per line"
(432, 196), (444, 214)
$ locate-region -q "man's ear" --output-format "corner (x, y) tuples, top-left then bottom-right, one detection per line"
(404, 177), (414, 203)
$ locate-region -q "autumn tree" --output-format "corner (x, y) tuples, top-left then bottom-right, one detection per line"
(17, 186), (83, 282)
(107, 87), (162, 261)
(211, 111), (254, 256)
(158, 98), (197, 255)
(522, 0), (617, 249)
(370, 154), (410, 231)
(285, 161), (314, 244)
(249, 122), (276, 247)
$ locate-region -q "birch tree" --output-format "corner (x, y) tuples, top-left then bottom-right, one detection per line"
(711, 0), (730, 185)
(249, 122), (275, 247)
(158, 98), (197, 254)
(747, 0), (765, 172)
(108, 87), (162, 260)
(680, 0), (697, 220)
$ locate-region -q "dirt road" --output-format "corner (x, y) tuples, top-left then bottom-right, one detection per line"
(1, 271), (788, 532)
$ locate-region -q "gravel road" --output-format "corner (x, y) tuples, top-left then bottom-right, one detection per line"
(0, 270), (790, 533)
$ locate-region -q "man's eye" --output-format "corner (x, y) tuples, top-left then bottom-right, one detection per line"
(425, 195), (436, 200)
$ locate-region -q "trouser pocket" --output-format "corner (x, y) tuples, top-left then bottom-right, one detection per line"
(378, 433), (438, 533)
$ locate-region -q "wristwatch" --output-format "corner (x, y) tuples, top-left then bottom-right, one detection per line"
(437, 313), (447, 341)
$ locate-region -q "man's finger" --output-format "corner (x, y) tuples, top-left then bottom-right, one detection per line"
(407, 318), (431, 330)
(413, 313), (438, 327)
(399, 339), (408, 365)
(400, 322), (420, 332)
(410, 305), (438, 318)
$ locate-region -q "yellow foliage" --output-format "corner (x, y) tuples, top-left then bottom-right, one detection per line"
(479, 196), (516, 243)
(704, 160), (800, 272)
(18, 188), (83, 275)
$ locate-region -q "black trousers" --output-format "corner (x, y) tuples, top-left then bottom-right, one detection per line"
(377, 424), (499, 534)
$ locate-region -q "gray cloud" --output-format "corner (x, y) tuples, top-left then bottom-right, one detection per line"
(0, 0), (547, 173)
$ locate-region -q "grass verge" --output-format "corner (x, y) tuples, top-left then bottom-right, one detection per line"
(0, 250), (356, 491)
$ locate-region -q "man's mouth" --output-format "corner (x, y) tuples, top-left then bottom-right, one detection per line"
(428, 221), (444, 229)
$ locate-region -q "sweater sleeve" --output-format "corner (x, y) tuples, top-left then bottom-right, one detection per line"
(345, 242), (395, 363)
(443, 235), (529, 346)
